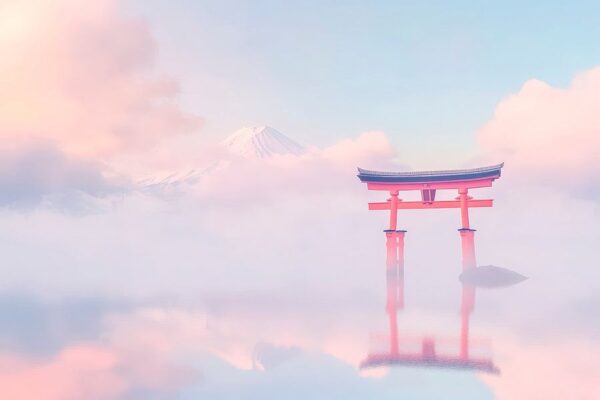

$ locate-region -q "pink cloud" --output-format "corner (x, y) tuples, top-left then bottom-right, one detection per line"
(478, 68), (600, 190)
(0, 0), (201, 206)
(0, 345), (126, 400)
(103, 304), (372, 374)
(319, 131), (398, 166)
(482, 336), (600, 400)
(0, 339), (199, 400)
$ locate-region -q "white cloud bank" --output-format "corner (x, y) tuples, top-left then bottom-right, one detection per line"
(478, 68), (600, 192)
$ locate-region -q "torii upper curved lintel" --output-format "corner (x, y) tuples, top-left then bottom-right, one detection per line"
(357, 163), (503, 190)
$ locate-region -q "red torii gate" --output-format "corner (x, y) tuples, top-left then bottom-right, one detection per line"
(357, 163), (503, 274)
(357, 163), (503, 372)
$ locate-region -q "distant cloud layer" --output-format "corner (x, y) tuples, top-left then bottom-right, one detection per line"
(0, 0), (201, 207)
(478, 68), (600, 191)
(0, 142), (126, 208)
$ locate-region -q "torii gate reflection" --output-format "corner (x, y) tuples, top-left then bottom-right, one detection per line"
(357, 164), (503, 373)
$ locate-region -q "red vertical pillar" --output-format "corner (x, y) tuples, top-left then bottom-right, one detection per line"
(395, 230), (406, 309)
(389, 190), (399, 231)
(458, 187), (476, 358)
(385, 230), (399, 355)
(385, 228), (407, 356)
(458, 188), (477, 271)
(458, 188), (470, 229)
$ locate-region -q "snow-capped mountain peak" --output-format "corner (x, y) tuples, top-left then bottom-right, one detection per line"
(221, 126), (305, 159)
(139, 126), (304, 191)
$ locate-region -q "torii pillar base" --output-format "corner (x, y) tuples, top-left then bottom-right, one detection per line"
(458, 228), (477, 271)
(458, 228), (476, 323)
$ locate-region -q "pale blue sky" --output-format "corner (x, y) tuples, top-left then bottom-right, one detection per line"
(127, 0), (600, 165)
(1, 2), (598, 398)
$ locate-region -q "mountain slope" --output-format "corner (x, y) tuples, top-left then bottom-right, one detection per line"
(221, 126), (305, 159)
(139, 126), (304, 190)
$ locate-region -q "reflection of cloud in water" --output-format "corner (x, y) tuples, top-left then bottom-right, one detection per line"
(252, 342), (302, 371)
(459, 266), (528, 289)
(0, 293), (130, 356)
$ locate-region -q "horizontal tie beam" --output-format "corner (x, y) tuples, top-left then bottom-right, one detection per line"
(368, 199), (493, 210)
